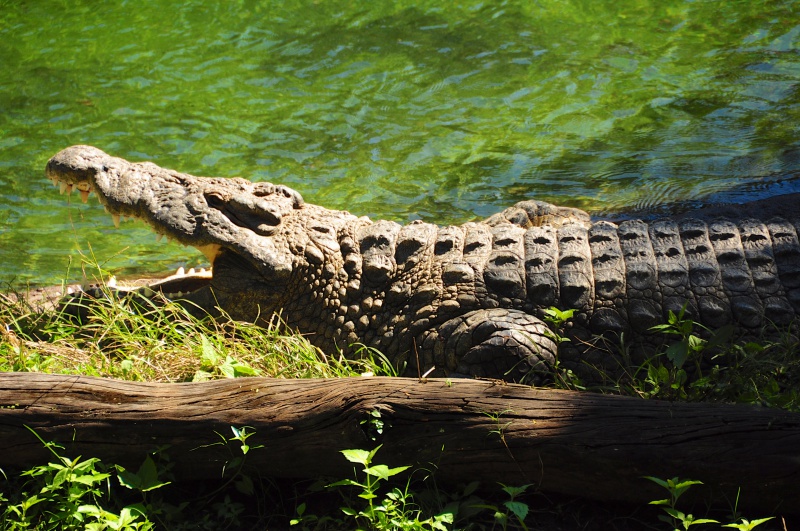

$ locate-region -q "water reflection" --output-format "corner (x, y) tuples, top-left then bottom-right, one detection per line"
(1, 0), (800, 284)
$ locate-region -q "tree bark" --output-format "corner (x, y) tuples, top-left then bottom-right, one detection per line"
(0, 372), (797, 512)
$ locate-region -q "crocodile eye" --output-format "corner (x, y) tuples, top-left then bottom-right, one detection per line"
(206, 193), (226, 208)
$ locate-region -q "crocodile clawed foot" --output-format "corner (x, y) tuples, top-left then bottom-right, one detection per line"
(419, 308), (558, 385)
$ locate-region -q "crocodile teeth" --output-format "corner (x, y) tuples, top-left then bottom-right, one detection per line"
(80, 190), (90, 203)
(156, 233), (164, 242)
(176, 266), (185, 276)
(107, 276), (117, 288)
(188, 268), (196, 275)
(59, 182), (72, 195)
(112, 214), (120, 228)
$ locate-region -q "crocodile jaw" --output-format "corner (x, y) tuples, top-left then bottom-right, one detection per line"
(46, 145), (303, 302)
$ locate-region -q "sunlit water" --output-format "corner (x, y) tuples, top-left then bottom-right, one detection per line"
(2, 0), (800, 285)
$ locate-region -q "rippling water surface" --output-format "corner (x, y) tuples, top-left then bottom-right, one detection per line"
(2, 1), (800, 284)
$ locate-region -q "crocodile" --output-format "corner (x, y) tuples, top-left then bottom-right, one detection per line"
(46, 145), (800, 383)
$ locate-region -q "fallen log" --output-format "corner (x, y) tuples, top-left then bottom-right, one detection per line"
(0, 372), (798, 513)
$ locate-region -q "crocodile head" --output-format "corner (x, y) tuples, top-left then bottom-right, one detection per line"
(46, 145), (307, 320)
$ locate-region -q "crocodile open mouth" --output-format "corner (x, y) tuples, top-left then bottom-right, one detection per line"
(47, 173), (217, 300)
(46, 145), (301, 308)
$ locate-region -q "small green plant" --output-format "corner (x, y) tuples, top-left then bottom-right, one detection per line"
(193, 334), (261, 380)
(200, 425), (264, 496)
(646, 476), (718, 529)
(645, 477), (775, 531)
(542, 307), (575, 345)
(650, 306), (733, 370)
(637, 306), (734, 400)
(292, 446), (454, 530)
(472, 483), (534, 531)
(539, 307), (585, 390)
(1, 427), (157, 530)
(361, 408), (389, 442)
(485, 408), (513, 438)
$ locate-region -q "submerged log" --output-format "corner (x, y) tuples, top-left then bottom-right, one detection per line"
(0, 372), (798, 512)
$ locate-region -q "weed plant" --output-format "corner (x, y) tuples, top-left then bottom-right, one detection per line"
(544, 305), (800, 411)
(1, 427), (785, 530)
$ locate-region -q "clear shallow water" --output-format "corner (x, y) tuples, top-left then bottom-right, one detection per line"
(2, 0), (800, 285)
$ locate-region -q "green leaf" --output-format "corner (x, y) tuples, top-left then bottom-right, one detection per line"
(666, 341), (689, 368)
(200, 335), (219, 366)
(340, 449), (372, 466)
(463, 480), (480, 496)
(232, 363), (259, 377)
(220, 357), (236, 378)
(687, 334), (706, 353)
(327, 478), (363, 488)
(671, 369), (687, 389)
(72, 472), (110, 485)
(504, 500), (529, 521)
(500, 483), (533, 497)
(364, 464), (410, 480)
(672, 479), (703, 492)
(663, 507), (686, 519)
(116, 506), (140, 527)
(649, 323), (673, 333)
(77, 504), (102, 516)
(116, 455), (170, 492)
(52, 466), (69, 488)
(235, 475), (254, 496)
(192, 369), (213, 382)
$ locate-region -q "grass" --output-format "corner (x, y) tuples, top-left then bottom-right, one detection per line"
(0, 283), (395, 382)
(0, 278), (798, 529)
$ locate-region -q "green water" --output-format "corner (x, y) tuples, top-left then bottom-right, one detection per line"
(2, 0), (800, 286)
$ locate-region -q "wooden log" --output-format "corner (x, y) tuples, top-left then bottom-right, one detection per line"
(0, 372), (798, 513)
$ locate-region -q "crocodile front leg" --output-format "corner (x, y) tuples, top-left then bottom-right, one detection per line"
(417, 309), (558, 384)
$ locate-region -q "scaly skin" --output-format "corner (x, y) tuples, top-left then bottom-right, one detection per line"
(46, 146), (800, 383)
